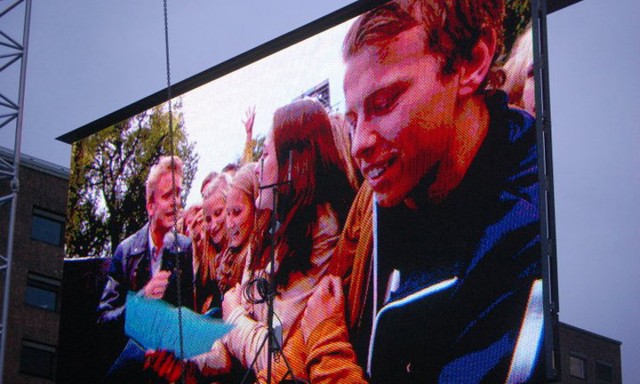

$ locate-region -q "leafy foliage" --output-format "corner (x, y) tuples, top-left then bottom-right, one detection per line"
(65, 100), (198, 258)
(503, 0), (532, 60)
(251, 134), (265, 163)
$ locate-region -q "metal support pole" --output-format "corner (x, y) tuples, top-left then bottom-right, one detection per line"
(0, 1), (31, 382)
(532, 0), (560, 381)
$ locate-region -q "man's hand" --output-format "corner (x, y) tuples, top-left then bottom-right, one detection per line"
(144, 349), (182, 383)
(142, 270), (171, 299)
(301, 275), (345, 342)
(144, 349), (199, 384)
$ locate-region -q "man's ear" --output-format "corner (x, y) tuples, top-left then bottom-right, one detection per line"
(458, 29), (497, 97)
(146, 196), (154, 218)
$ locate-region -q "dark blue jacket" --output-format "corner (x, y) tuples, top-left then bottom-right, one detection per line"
(367, 92), (544, 383)
(97, 223), (195, 329)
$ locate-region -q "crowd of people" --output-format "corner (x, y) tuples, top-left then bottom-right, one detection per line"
(96, 1), (542, 383)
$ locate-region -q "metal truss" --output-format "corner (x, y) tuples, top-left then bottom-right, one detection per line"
(0, 1), (31, 382)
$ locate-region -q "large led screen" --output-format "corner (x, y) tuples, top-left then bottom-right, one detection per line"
(59, 1), (550, 383)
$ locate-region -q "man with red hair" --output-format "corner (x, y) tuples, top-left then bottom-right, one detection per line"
(303, 1), (544, 383)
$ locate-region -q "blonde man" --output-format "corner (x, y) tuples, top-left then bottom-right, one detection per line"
(98, 156), (195, 383)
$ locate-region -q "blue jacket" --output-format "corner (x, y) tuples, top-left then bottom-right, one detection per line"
(364, 92), (544, 383)
(97, 223), (195, 329)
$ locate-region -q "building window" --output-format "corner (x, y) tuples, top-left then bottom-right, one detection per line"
(20, 340), (56, 379)
(31, 207), (65, 246)
(570, 355), (586, 379)
(595, 361), (613, 383)
(25, 272), (60, 312)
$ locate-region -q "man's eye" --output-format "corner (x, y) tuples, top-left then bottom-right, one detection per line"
(372, 94), (391, 113)
(371, 90), (399, 115)
(367, 83), (407, 117)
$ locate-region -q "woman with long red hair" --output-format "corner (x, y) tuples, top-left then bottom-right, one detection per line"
(146, 99), (355, 383)
(217, 98), (355, 383)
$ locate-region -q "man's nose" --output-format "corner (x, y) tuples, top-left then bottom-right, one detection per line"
(351, 119), (377, 161)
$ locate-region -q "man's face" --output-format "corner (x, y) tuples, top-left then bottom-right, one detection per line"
(203, 190), (227, 245)
(344, 27), (460, 207)
(147, 172), (182, 236)
(226, 186), (254, 249)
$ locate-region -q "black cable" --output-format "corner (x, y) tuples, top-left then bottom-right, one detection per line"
(162, 1), (185, 383)
(245, 272), (269, 305)
(271, 311), (310, 384)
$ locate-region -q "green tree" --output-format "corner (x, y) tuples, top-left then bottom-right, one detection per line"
(65, 100), (198, 258)
(251, 134), (265, 163)
(503, 0), (532, 60)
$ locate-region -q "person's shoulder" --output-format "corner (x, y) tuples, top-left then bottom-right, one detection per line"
(487, 91), (534, 137)
(175, 232), (192, 248)
(116, 223), (149, 258)
(506, 107), (535, 145)
(493, 91), (535, 144)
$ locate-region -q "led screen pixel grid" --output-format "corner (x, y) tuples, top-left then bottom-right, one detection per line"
(59, 1), (549, 383)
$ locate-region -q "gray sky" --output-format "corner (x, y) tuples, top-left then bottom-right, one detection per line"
(1, 0), (638, 381)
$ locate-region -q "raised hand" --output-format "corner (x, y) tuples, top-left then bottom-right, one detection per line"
(242, 106), (256, 138)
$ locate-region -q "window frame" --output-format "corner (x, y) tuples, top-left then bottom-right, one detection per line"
(595, 360), (614, 383)
(24, 272), (61, 312)
(19, 339), (57, 380)
(30, 207), (65, 246)
(569, 353), (587, 379)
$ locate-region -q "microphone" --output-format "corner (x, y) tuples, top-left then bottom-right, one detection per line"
(258, 150), (294, 190)
(259, 157), (265, 186)
(287, 149), (292, 183)
(161, 230), (189, 272)
(160, 230), (192, 308)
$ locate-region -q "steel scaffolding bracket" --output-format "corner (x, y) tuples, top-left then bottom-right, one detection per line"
(0, 1), (31, 383)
